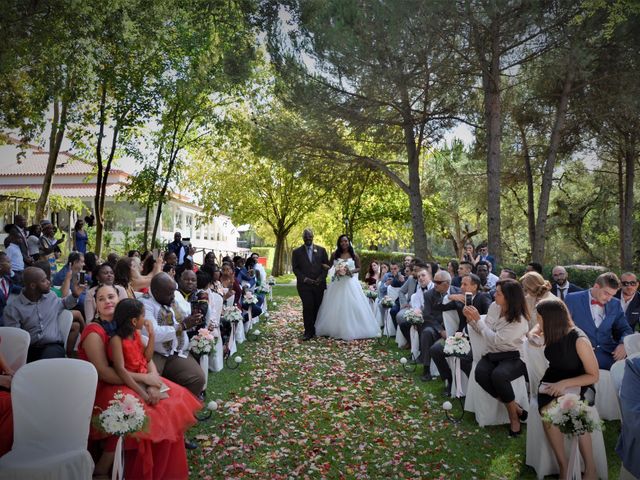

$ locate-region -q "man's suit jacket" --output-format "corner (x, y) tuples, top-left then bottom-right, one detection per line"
(422, 286), (461, 332)
(615, 290), (640, 331)
(291, 244), (329, 289)
(436, 291), (492, 333)
(565, 290), (633, 369)
(398, 276), (418, 307)
(551, 282), (582, 299)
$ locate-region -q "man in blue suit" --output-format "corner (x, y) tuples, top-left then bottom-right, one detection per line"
(565, 272), (633, 370)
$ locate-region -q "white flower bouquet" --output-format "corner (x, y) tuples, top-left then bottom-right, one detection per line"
(255, 284), (270, 295)
(189, 328), (216, 355)
(364, 289), (378, 299)
(267, 276), (276, 286)
(542, 393), (602, 436)
(381, 295), (395, 308)
(96, 390), (148, 436)
(222, 306), (243, 324)
(243, 292), (259, 305)
(333, 259), (350, 280)
(404, 309), (424, 326)
(443, 332), (471, 357)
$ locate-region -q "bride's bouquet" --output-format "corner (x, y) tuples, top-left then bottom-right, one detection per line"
(542, 393), (602, 436)
(332, 259), (351, 281)
(443, 332), (471, 357)
(381, 295), (395, 308)
(404, 309), (424, 326)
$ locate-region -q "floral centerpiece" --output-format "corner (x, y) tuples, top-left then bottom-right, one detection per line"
(222, 306), (243, 324)
(542, 393), (602, 436)
(404, 309), (424, 326)
(381, 295), (395, 308)
(189, 328), (216, 355)
(443, 332), (471, 357)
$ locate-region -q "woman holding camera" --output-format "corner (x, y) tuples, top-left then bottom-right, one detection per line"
(464, 278), (530, 436)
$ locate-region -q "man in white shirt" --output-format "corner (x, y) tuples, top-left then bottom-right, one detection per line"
(5, 230), (25, 285)
(140, 272), (205, 396)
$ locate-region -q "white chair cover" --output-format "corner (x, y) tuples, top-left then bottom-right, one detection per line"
(0, 359), (98, 480)
(442, 310), (459, 337)
(209, 334), (224, 373)
(235, 320), (246, 344)
(624, 333), (640, 356)
(464, 316), (529, 426)
(381, 309), (396, 337)
(199, 354), (209, 386)
(523, 338), (549, 398)
(58, 310), (73, 351)
(594, 369), (621, 421)
(409, 325), (420, 360)
(394, 320), (406, 348)
(525, 396), (608, 479)
(386, 286), (401, 302)
(0, 327), (30, 371)
(447, 356), (468, 398)
(228, 322), (238, 356)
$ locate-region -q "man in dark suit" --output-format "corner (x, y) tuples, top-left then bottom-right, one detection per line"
(291, 229), (329, 341)
(615, 272), (640, 331)
(430, 273), (492, 395)
(565, 272), (633, 370)
(550, 266), (582, 301)
(419, 270), (461, 381)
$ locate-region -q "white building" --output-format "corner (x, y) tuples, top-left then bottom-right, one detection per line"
(0, 137), (241, 259)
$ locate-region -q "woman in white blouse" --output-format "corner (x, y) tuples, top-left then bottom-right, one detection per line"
(464, 278), (530, 436)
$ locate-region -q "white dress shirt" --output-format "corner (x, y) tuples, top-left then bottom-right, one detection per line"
(140, 292), (190, 358)
(588, 291), (604, 328)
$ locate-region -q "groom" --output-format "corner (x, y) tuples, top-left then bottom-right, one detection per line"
(292, 229), (329, 341)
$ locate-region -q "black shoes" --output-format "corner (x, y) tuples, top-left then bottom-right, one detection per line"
(420, 373), (433, 382)
(185, 438), (198, 450)
(302, 334), (315, 341)
(508, 428), (521, 437)
(516, 403), (528, 422)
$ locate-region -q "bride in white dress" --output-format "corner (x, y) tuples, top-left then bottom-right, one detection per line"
(315, 235), (380, 341)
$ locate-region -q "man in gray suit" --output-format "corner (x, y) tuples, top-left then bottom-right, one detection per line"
(397, 260), (430, 345)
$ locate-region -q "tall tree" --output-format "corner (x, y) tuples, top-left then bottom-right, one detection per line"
(262, 0), (469, 260)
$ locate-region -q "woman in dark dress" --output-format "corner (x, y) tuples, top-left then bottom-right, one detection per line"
(533, 299), (599, 480)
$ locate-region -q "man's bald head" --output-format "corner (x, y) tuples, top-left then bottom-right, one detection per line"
(23, 266), (50, 296)
(150, 272), (176, 306)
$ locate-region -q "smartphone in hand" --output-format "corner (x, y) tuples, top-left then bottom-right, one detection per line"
(79, 271), (86, 285)
(465, 292), (473, 306)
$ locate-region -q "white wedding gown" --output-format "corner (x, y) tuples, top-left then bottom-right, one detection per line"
(315, 258), (381, 341)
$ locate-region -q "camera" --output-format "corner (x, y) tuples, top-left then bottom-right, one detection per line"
(465, 292), (473, 306)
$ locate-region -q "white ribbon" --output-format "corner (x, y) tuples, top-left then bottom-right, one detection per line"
(210, 334), (223, 372)
(269, 287), (273, 302)
(369, 298), (376, 314)
(395, 321), (407, 348)
(244, 309), (253, 334)
(567, 436), (581, 479)
(451, 357), (464, 398)
(384, 309), (396, 336)
(111, 435), (124, 480)
(229, 323), (238, 355)
(199, 353), (209, 386)
(410, 325), (420, 360)
(235, 320), (246, 344)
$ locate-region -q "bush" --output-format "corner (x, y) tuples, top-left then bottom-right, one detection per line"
(502, 264), (605, 289)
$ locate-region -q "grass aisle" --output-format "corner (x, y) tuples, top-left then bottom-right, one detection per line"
(188, 287), (621, 479)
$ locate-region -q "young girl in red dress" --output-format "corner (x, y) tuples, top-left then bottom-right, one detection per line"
(96, 298), (201, 479)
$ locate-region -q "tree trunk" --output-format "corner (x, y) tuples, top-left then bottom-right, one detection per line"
(36, 94), (68, 221)
(532, 68), (574, 264)
(517, 123), (536, 253)
(151, 138), (180, 247)
(484, 35), (502, 267)
(621, 140), (636, 269)
(272, 229), (288, 276)
(94, 82), (108, 257)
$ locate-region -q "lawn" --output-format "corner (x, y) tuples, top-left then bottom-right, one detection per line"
(187, 293), (621, 479)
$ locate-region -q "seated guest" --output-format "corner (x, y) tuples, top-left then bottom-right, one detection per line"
(114, 257), (137, 298)
(78, 285), (200, 479)
(220, 262), (242, 307)
(551, 266), (582, 301)
(237, 257), (258, 290)
(365, 260), (380, 287)
(4, 266), (84, 362)
(616, 355), (640, 480)
(460, 243), (477, 266)
(474, 244), (496, 273)
(615, 272), (640, 331)
(448, 260), (460, 287)
(458, 260), (473, 278)
(139, 273), (205, 397)
(431, 273), (492, 395)
(105, 252), (119, 270)
(249, 252), (266, 286)
(233, 256), (245, 277)
(475, 261), (492, 292)
(532, 300), (599, 480)
(465, 279), (529, 436)
(418, 270), (460, 381)
(379, 262), (404, 297)
(85, 263), (128, 321)
(52, 251), (84, 287)
(521, 271), (555, 328)
(499, 268), (517, 280)
(525, 262), (543, 275)
(565, 272), (632, 370)
(0, 340), (14, 456)
(394, 260), (421, 331)
(0, 252), (20, 326)
(175, 270), (208, 338)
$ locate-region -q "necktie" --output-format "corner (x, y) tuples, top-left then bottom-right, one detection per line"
(307, 246), (313, 262)
(560, 288), (565, 301)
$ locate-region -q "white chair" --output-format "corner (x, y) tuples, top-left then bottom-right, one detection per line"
(441, 311), (468, 396)
(386, 286), (401, 302)
(593, 369), (621, 421)
(0, 358), (98, 480)
(442, 310), (459, 337)
(624, 333), (640, 356)
(464, 315), (529, 426)
(57, 310), (73, 351)
(0, 327), (31, 371)
(523, 338), (549, 398)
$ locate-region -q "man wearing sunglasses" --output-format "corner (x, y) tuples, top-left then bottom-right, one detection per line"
(615, 272), (640, 331)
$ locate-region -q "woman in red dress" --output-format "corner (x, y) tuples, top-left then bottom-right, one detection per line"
(0, 341), (13, 456)
(77, 285), (201, 479)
